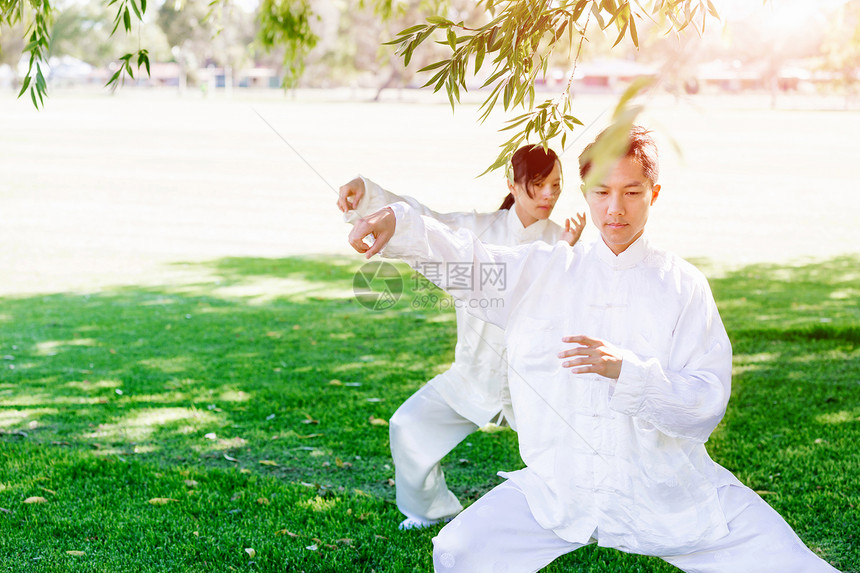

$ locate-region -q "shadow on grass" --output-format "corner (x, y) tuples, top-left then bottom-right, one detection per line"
(0, 256), (472, 496)
(0, 254), (857, 572)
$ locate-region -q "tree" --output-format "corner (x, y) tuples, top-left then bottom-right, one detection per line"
(6, 0), (767, 177)
(0, 16), (25, 69)
(48, 3), (170, 69)
(387, 0), (728, 178)
(256, 0), (317, 87)
(2, 0), (55, 106)
(156, 0), (255, 90)
(297, 0), (468, 97)
(821, 0), (860, 106)
(1, 0), (317, 105)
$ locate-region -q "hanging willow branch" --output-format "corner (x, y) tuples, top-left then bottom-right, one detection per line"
(388, 0), (721, 173)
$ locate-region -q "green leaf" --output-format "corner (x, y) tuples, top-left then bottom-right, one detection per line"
(706, 0), (720, 19)
(486, 26), (499, 51)
(423, 67), (447, 89)
(417, 60), (448, 73)
(532, 14), (550, 35)
(481, 68), (508, 89)
(572, 0), (587, 21)
(564, 114), (584, 129)
(499, 115), (530, 132)
(475, 38), (486, 73)
(106, 69), (123, 88)
(17, 75), (31, 98)
(398, 24), (427, 35)
(628, 12), (639, 47)
(477, 94), (499, 124)
(123, 7), (131, 32)
(425, 15), (449, 26)
(433, 70), (447, 92)
(503, 81), (513, 109)
(590, 2), (606, 29)
(582, 106), (646, 192)
(138, 51), (151, 76)
(554, 19), (568, 42)
(612, 75), (656, 120)
(612, 19), (628, 48)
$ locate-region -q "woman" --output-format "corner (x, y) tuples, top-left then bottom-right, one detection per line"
(338, 145), (585, 529)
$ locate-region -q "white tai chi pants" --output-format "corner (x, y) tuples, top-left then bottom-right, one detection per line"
(389, 384), (480, 522)
(432, 480), (841, 573)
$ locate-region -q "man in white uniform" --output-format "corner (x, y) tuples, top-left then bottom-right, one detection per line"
(338, 147), (585, 529)
(347, 127), (841, 572)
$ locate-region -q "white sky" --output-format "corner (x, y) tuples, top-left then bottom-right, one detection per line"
(713, 0), (849, 25)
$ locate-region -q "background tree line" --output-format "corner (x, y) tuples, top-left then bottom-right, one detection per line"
(2, 0), (859, 173)
(2, 0), (858, 94)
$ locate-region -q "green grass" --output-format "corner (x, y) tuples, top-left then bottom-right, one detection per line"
(1, 255), (857, 572)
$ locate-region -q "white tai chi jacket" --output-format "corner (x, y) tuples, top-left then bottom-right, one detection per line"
(381, 201), (742, 557)
(347, 177), (563, 427)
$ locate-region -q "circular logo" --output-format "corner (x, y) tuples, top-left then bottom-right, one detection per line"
(353, 261), (403, 311)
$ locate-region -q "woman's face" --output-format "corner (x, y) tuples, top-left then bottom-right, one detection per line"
(511, 160), (563, 227)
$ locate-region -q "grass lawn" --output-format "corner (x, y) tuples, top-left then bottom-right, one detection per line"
(0, 253), (857, 572)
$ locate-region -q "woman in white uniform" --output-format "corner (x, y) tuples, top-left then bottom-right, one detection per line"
(338, 145), (585, 529)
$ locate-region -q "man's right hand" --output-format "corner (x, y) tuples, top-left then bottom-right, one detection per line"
(348, 207), (396, 259)
(337, 177), (366, 213)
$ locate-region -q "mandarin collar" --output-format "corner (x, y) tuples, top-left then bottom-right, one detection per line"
(505, 206), (550, 241)
(596, 233), (650, 270)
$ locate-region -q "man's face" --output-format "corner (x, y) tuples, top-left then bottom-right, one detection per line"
(582, 156), (660, 255)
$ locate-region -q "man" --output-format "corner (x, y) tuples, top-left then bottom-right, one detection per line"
(348, 126), (839, 572)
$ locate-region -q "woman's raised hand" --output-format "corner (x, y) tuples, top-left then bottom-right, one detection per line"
(561, 212), (587, 246)
(337, 177), (366, 212)
(348, 207), (396, 259)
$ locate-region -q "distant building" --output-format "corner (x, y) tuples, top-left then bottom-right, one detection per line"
(536, 58), (658, 93)
(696, 60), (766, 92)
(573, 59), (658, 92)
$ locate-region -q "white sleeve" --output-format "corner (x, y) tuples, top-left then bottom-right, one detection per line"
(608, 281), (732, 443)
(381, 201), (553, 330)
(347, 176), (488, 233)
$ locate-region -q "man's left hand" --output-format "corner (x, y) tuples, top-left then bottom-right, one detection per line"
(558, 335), (623, 379)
